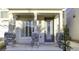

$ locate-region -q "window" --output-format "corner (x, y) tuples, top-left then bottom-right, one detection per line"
(26, 20), (34, 36)
(21, 20), (34, 37)
(0, 11), (8, 18)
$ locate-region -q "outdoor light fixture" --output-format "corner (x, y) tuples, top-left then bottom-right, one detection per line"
(73, 15), (75, 18)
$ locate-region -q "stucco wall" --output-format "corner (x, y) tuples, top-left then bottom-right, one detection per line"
(0, 9), (9, 38)
(66, 8), (79, 40)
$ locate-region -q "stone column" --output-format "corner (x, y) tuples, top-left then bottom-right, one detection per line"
(13, 15), (16, 33)
(34, 12), (37, 32)
(59, 11), (64, 33)
(9, 13), (16, 33)
(8, 13), (14, 33)
(55, 12), (63, 44)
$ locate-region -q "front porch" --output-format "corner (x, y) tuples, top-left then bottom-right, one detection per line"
(8, 9), (64, 45)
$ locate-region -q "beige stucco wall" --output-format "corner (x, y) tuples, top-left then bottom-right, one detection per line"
(66, 8), (79, 40)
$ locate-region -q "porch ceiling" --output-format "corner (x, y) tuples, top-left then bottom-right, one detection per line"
(13, 13), (34, 16)
(37, 13), (58, 20)
(38, 13), (57, 17)
(14, 13), (57, 20)
(14, 13), (34, 20)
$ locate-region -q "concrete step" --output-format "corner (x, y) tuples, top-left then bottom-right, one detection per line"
(5, 43), (62, 51)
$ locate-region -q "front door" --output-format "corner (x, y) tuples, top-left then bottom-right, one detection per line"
(44, 18), (54, 42)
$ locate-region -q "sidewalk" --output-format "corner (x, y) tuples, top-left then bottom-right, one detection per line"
(70, 41), (79, 51)
(5, 43), (62, 51)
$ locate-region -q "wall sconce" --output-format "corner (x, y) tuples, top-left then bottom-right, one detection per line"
(73, 15), (75, 18)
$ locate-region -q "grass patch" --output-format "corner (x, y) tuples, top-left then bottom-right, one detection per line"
(0, 38), (6, 50)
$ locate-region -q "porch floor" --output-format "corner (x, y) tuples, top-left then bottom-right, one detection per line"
(5, 43), (62, 51)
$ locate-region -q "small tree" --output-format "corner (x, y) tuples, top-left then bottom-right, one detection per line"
(62, 25), (71, 51)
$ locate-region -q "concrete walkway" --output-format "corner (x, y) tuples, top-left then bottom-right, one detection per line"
(5, 43), (62, 51)
(70, 41), (79, 51)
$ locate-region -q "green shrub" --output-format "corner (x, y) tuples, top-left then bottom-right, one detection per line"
(62, 25), (71, 51)
(0, 38), (6, 50)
